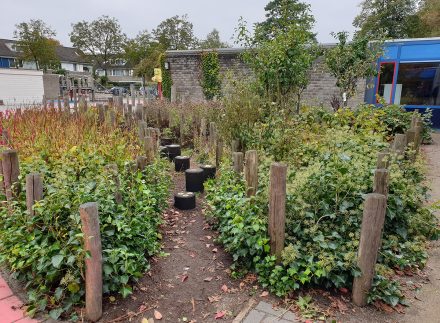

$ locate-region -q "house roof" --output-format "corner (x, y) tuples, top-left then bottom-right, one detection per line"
(0, 38), (90, 64)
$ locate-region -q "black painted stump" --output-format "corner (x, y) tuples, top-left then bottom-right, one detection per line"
(174, 192), (196, 210)
(166, 144), (181, 161)
(185, 168), (204, 193)
(160, 138), (173, 146)
(159, 146), (168, 158)
(175, 156), (190, 172)
(200, 164), (217, 181)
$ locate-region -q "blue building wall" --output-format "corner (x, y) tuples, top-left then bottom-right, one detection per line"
(367, 38), (440, 128)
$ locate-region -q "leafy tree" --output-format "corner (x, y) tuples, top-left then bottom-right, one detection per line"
(254, 0), (316, 42)
(236, 0), (319, 112)
(14, 19), (59, 71)
(199, 29), (229, 49)
(124, 30), (154, 67)
(353, 0), (420, 39)
(134, 43), (164, 79)
(70, 15), (126, 76)
(414, 0), (440, 37)
(153, 15), (197, 50)
(325, 31), (383, 107)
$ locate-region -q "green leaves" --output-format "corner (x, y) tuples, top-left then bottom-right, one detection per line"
(51, 255), (64, 269)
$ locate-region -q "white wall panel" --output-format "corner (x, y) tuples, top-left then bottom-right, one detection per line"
(0, 69), (44, 108)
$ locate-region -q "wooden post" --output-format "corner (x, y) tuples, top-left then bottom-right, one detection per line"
(216, 139), (223, 168)
(2, 149), (20, 201)
(97, 104), (105, 125)
(79, 202), (102, 322)
(144, 137), (155, 164)
(373, 169), (389, 196)
(180, 112), (185, 146)
(232, 152), (244, 174)
(57, 96), (62, 112)
(209, 122), (217, 151)
(392, 134), (407, 156)
(136, 156), (148, 171)
(130, 84), (135, 107)
(245, 150), (258, 197)
(231, 140), (240, 153)
(138, 121), (147, 143)
(135, 104), (143, 121)
(406, 129), (416, 147)
(352, 193), (387, 307)
(26, 173), (43, 216)
(376, 152), (390, 169)
(200, 118), (207, 141)
(268, 163), (287, 260)
(414, 125), (422, 153)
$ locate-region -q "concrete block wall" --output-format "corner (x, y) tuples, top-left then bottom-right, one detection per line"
(43, 74), (61, 99)
(166, 48), (366, 107)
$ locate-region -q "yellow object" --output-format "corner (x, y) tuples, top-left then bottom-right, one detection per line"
(152, 68), (162, 83)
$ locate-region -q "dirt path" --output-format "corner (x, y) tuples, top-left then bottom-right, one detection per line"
(101, 162), (267, 323)
(398, 132), (440, 322)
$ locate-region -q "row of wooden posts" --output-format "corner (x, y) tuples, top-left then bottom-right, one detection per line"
(227, 113), (425, 307)
(0, 109), (425, 319)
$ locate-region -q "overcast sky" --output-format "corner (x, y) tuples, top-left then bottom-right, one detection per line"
(1, 0), (361, 46)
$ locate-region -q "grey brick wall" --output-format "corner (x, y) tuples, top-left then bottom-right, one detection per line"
(43, 74), (60, 99)
(166, 49), (366, 107)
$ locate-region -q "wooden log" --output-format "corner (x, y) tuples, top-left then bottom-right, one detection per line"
(135, 104), (143, 121)
(216, 139), (223, 168)
(153, 128), (161, 150)
(26, 173), (43, 216)
(232, 152), (244, 174)
(209, 122), (217, 151)
(231, 140), (240, 153)
(414, 125), (422, 153)
(245, 150), (258, 197)
(268, 163), (287, 260)
(352, 193), (387, 307)
(200, 118), (207, 140)
(2, 149), (20, 201)
(373, 169), (389, 196)
(376, 152), (390, 169)
(406, 129), (416, 147)
(136, 156), (148, 171)
(57, 96), (62, 112)
(79, 202), (102, 322)
(144, 137), (155, 164)
(392, 134), (407, 156)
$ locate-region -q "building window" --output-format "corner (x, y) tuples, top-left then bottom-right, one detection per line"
(395, 62), (440, 106)
(377, 62), (396, 104)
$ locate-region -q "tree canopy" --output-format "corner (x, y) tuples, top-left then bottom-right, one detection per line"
(325, 31), (383, 106)
(353, 0), (420, 39)
(199, 29), (229, 49)
(14, 19), (59, 71)
(414, 0), (440, 37)
(254, 0), (316, 42)
(153, 15), (197, 50)
(70, 15), (126, 75)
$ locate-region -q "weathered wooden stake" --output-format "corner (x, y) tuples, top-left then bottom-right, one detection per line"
(376, 151), (390, 169)
(232, 152), (244, 174)
(245, 150), (258, 197)
(135, 104), (143, 121)
(136, 156), (148, 171)
(373, 169), (389, 196)
(200, 118), (207, 141)
(209, 122), (217, 151)
(79, 202), (102, 322)
(144, 137), (155, 164)
(2, 149), (20, 201)
(231, 140), (240, 153)
(216, 139), (223, 168)
(26, 173), (43, 216)
(268, 163), (287, 260)
(392, 134), (407, 156)
(414, 125), (423, 153)
(352, 193), (387, 307)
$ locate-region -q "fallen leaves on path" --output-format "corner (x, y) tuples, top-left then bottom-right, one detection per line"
(221, 284), (228, 293)
(215, 311), (226, 319)
(154, 310), (163, 320)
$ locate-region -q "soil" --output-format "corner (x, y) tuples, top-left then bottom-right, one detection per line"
(101, 161), (272, 323)
(2, 134), (440, 323)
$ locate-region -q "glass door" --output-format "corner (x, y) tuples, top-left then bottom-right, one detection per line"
(376, 62), (396, 104)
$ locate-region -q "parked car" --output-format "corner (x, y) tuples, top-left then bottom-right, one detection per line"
(106, 87), (128, 96)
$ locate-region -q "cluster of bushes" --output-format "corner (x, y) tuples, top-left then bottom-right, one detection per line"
(206, 104), (438, 306)
(0, 108), (171, 319)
